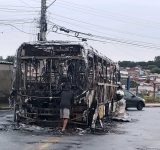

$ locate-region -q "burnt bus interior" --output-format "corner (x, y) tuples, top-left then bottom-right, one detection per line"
(13, 42), (120, 127)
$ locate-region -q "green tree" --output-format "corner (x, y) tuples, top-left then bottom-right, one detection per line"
(154, 56), (160, 62)
(148, 65), (157, 70)
(151, 67), (160, 74)
(119, 56), (160, 74)
(130, 80), (138, 88)
(137, 61), (147, 68)
(119, 61), (136, 68)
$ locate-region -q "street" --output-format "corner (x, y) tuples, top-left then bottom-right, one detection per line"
(0, 108), (160, 150)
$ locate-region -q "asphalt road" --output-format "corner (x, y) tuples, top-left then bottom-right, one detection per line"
(0, 108), (160, 150)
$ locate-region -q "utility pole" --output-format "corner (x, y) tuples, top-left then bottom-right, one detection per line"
(126, 76), (130, 90)
(39, 0), (47, 41)
(153, 82), (156, 102)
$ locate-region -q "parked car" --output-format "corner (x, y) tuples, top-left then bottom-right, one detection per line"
(124, 90), (145, 110)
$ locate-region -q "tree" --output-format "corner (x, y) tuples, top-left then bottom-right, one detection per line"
(119, 61), (136, 68)
(0, 56), (3, 61)
(130, 80), (138, 88)
(137, 61), (147, 68)
(148, 65), (157, 70)
(154, 56), (160, 62)
(5, 56), (14, 63)
(118, 56), (160, 74)
(151, 67), (160, 74)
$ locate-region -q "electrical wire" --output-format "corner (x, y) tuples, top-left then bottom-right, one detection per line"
(49, 17), (156, 45)
(57, 0), (160, 27)
(52, 1), (160, 35)
(1, 0), (160, 50)
(51, 30), (156, 49)
(0, 7), (39, 13)
(48, 21), (160, 47)
(48, 22), (160, 50)
(0, 23), (36, 35)
(18, 0), (33, 7)
(47, 0), (57, 9)
(0, 19), (34, 22)
(48, 13), (160, 41)
(0, 5), (40, 9)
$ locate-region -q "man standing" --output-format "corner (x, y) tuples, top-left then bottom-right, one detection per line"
(113, 85), (130, 121)
(60, 84), (74, 132)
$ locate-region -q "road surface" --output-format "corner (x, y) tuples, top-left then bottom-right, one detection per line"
(0, 108), (160, 150)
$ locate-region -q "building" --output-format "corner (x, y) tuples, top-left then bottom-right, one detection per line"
(0, 61), (13, 103)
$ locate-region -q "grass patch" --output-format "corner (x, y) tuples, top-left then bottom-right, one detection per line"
(143, 96), (160, 103)
(0, 103), (9, 108)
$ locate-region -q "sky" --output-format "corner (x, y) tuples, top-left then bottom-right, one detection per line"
(0, 0), (160, 62)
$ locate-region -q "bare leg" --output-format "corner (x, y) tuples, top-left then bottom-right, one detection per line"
(62, 118), (68, 131)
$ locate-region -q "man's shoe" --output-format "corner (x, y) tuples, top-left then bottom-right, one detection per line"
(58, 129), (66, 135)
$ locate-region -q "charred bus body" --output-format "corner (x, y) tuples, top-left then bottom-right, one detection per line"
(12, 41), (120, 127)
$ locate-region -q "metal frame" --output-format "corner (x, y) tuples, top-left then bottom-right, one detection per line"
(12, 41), (120, 127)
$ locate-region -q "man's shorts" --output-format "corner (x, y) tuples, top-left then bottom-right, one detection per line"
(60, 108), (70, 119)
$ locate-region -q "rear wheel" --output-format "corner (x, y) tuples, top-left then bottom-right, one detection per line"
(137, 102), (143, 111)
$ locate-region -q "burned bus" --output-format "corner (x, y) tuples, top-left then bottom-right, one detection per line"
(12, 41), (120, 128)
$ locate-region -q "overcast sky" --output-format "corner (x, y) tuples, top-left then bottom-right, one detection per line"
(0, 0), (160, 62)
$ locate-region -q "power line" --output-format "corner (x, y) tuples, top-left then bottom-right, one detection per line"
(18, 0), (32, 7)
(48, 22), (160, 49)
(50, 17), (160, 44)
(0, 19), (34, 22)
(0, 5), (40, 8)
(53, 1), (160, 30)
(52, 30), (160, 50)
(58, 0), (160, 27)
(48, 13), (160, 40)
(0, 7), (39, 13)
(1, 0), (160, 50)
(0, 10), (38, 14)
(0, 23), (36, 35)
(0, 6), (39, 10)
(49, 17), (155, 44)
(47, 0), (57, 9)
